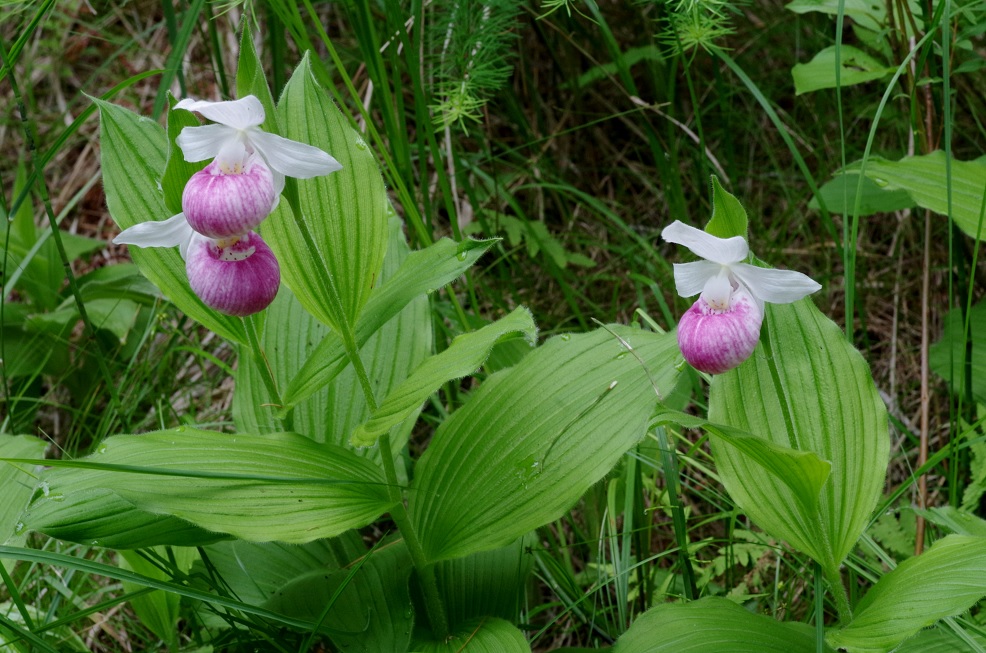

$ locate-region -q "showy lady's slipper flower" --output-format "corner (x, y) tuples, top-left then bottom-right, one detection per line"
(662, 221), (821, 374)
(114, 95), (342, 316)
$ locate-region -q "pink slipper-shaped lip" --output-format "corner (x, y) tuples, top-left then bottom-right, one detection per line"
(185, 231), (280, 316)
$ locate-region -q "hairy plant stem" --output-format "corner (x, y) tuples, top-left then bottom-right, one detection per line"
(284, 184), (450, 639)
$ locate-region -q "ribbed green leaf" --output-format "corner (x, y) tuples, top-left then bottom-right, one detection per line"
(930, 299), (986, 404)
(265, 540), (413, 652)
(21, 429), (394, 546)
(0, 435), (46, 559)
(412, 617), (531, 653)
(706, 176), (748, 239)
(612, 597), (832, 652)
(160, 93), (206, 214)
(118, 546), (196, 650)
(847, 152), (986, 240)
(235, 28), (277, 129)
(708, 299), (888, 573)
(893, 627), (986, 653)
(352, 307), (537, 447)
(409, 327), (680, 563)
(923, 506), (986, 538)
(436, 535), (535, 631)
(97, 98), (246, 343)
(828, 535), (986, 653)
(653, 409), (830, 512)
(236, 217), (432, 462)
(792, 45), (894, 95)
(269, 54), (389, 332)
(280, 236), (494, 412)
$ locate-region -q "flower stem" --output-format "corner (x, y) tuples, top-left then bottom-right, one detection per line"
(243, 316), (291, 431)
(284, 183), (449, 638)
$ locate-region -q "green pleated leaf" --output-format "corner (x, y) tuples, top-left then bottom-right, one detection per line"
(409, 327), (680, 563)
(708, 299), (888, 574)
(792, 45), (895, 95)
(612, 597), (832, 652)
(235, 28), (277, 128)
(847, 151), (986, 240)
(21, 429), (395, 546)
(268, 54), (389, 333)
(436, 535), (535, 631)
(264, 540), (414, 652)
(236, 217), (432, 460)
(97, 98), (246, 343)
(706, 176), (748, 239)
(810, 173), (915, 216)
(828, 535), (986, 653)
(653, 409), (830, 513)
(893, 627), (986, 653)
(352, 307), (537, 447)
(198, 533), (366, 606)
(412, 617), (531, 653)
(930, 299), (986, 404)
(281, 236), (494, 412)
(922, 505), (986, 538)
(0, 435), (46, 558)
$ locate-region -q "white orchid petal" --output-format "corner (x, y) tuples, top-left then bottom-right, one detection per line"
(249, 129), (343, 178)
(174, 96), (265, 129)
(176, 123), (236, 162)
(671, 260), (724, 298)
(731, 263), (821, 305)
(662, 220), (748, 265)
(113, 213), (196, 253)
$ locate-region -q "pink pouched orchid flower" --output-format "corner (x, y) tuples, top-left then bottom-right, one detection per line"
(662, 220), (821, 374)
(113, 95), (341, 316)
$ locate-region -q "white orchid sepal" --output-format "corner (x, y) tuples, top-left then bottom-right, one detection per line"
(174, 95), (342, 196)
(113, 212), (202, 260)
(662, 220), (821, 311)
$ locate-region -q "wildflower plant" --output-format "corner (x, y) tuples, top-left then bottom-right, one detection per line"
(6, 26), (986, 653)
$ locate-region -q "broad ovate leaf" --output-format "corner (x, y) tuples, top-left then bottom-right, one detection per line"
(97, 98), (246, 343)
(409, 326), (680, 563)
(828, 535), (986, 653)
(612, 597), (832, 652)
(412, 617), (531, 653)
(705, 175), (748, 239)
(792, 45), (895, 95)
(22, 429), (394, 546)
(847, 151), (986, 241)
(268, 54), (389, 332)
(708, 299), (888, 574)
(930, 299), (986, 405)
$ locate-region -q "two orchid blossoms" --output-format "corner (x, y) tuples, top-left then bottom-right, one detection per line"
(114, 95), (820, 374)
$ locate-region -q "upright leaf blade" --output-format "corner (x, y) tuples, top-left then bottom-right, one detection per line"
(705, 176), (748, 239)
(269, 55), (389, 332)
(708, 299), (888, 573)
(409, 327), (680, 562)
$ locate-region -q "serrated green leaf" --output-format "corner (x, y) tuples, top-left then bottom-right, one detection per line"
(810, 173), (914, 215)
(280, 237), (494, 412)
(653, 408), (830, 513)
(96, 98), (246, 343)
(264, 540), (414, 652)
(268, 54), (389, 333)
(708, 299), (889, 574)
(930, 299), (986, 404)
(412, 617), (531, 652)
(847, 152), (986, 240)
(705, 176), (747, 239)
(352, 306), (537, 447)
(612, 597), (832, 652)
(828, 535), (986, 653)
(409, 327), (680, 563)
(792, 45), (895, 95)
(20, 429), (395, 546)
